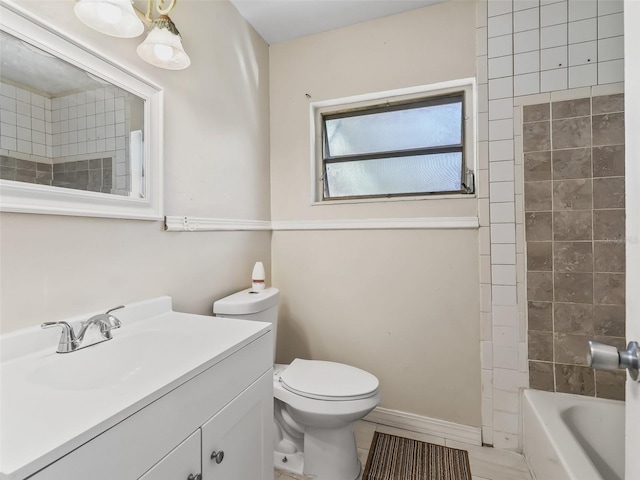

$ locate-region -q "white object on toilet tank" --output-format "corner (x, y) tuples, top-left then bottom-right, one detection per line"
(251, 261), (266, 290)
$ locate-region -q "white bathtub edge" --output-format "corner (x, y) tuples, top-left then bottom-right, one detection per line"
(523, 389), (618, 480)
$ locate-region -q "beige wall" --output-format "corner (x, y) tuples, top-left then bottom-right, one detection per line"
(270, 2), (481, 426)
(0, 1), (271, 332)
(273, 229), (480, 425)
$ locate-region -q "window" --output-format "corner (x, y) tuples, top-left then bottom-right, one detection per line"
(316, 86), (474, 201)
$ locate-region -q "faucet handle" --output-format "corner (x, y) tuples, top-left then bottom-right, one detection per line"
(106, 305), (125, 315)
(41, 321), (79, 353)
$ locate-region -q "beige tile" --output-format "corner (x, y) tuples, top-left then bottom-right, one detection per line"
(591, 82), (624, 97)
(276, 421), (535, 480)
(592, 113), (625, 146)
(554, 302), (593, 335)
(527, 271), (553, 302)
(552, 178), (592, 210)
(594, 241), (625, 273)
(593, 209), (625, 241)
(354, 420), (376, 450)
(274, 469), (310, 480)
(445, 440), (532, 480)
(527, 301), (552, 331)
(523, 121), (551, 152)
(522, 104), (550, 123)
(555, 364), (595, 396)
(523, 151), (551, 181)
(593, 177), (625, 209)
(593, 273), (625, 305)
(552, 116), (591, 149)
(357, 448), (369, 469)
(592, 93), (624, 115)
(527, 241), (552, 271)
(553, 210), (592, 241)
(595, 370), (626, 401)
(552, 148), (591, 179)
(553, 241), (593, 273)
(593, 145), (625, 177)
(529, 361), (554, 392)
(552, 98), (590, 119)
(528, 330), (553, 361)
(525, 212), (552, 241)
(375, 424), (446, 446)
(554, 272), (594, 304)
(594, 304), (625, 337)
(554, 333), (592, 365)
(524, 181), (552, 211)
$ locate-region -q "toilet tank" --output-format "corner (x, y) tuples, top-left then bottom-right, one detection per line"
(213, 287), (279, 359)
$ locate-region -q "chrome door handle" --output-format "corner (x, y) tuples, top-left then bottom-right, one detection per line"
(187, 474), (201, 480)
(588, 340), (639, 382)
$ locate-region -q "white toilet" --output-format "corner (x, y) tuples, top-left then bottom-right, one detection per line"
(213, 287), (381, 480)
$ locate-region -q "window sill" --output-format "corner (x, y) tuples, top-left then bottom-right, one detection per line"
(311, 193), (476, 207)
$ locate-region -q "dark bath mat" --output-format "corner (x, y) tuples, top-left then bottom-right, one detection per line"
(362, 432), (472, 480)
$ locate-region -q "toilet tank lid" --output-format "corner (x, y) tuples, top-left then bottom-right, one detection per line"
(213, 287), (279, 315)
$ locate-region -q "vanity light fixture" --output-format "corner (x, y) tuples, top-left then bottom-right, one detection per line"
(136, 14), (190, 70)
(73, 0), (191, 70)
(74, 0), (144, 38)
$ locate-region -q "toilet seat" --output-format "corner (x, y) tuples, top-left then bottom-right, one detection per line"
(279, 359), (379, 401)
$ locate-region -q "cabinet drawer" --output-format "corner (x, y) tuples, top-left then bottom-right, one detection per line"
(29, 332), (272, 480)
(138, 430), (201, 480)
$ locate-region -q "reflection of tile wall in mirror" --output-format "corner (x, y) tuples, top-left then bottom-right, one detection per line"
(0, 79), (132, 196)
(0, 30), (145, 198)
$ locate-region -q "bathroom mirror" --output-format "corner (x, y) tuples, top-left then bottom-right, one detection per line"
(0, 2), (163, 220)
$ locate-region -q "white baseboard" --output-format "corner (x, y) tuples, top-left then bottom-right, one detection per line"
(364, 407), (482, 446)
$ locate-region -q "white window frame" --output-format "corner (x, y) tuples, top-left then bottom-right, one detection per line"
(309, 78), (477, 205)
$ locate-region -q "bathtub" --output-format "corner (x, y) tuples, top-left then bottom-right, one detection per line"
(523, 389), (625, 480)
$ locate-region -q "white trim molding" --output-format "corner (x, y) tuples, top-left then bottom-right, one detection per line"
(164, 216), (271, 232)
(365, 407), (482, 446)
(165, 216), (479, 232)
(272, 217), (479, 231)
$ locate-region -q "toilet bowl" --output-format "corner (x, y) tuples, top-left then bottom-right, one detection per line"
(213, 287), (381, 480)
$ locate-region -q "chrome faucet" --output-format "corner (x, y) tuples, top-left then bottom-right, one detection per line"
(42, 305), (124, 353)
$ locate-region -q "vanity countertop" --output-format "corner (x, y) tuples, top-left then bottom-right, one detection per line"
(0, 296), (271, 480)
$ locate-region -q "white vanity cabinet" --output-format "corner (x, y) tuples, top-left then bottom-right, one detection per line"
(22, 322), (273, 480)
(201, 372), (272, 479)
(138, 431), (202, 480)
(139, 372), (272, 480)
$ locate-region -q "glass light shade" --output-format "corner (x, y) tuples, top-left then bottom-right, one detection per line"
(74, 0), (144, 38)
(136, 18), (191, 70)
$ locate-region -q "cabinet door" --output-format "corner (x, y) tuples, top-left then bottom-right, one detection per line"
(201, 370), (272, 480)
(139, 430), (201, 480)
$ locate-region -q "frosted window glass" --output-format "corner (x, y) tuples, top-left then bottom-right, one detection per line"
(325, 153), (463, 198)
(325, 101), (462, 157)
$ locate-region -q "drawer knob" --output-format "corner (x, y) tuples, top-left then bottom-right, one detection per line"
(211, 450), (225, 464)
(187, 474), (201, 480)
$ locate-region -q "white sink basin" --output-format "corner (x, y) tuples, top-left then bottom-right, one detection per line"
(25, 330), (178, 391)
(0, 296), (271, 480)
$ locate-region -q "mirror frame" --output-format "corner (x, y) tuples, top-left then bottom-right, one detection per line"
(0, 1), (163, 220)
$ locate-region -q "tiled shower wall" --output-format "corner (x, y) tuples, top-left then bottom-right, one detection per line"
(0, 156), (113, 192)
(476, 0), (624, 450)
(524, 95), (626, 400)
(0, 81), (132, 194)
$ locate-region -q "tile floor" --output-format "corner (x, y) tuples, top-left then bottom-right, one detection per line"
(274, 420), (534, 480)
